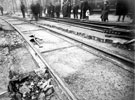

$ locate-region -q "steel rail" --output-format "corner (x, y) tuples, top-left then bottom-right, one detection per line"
(42, 17), (133, 29)
(41, 17), (114, 30)
(6, 16), (134, 71)
(41, 17), (133, 38)
(8, 17), (135, 64)
(33, 23), (134, 65)
(1, 18), (78, 100)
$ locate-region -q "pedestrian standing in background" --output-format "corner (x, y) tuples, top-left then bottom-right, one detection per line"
(32, 2), (40, 21)
(101, 1), (110, 22)
(80, 0), (89, 19)
(50, 3), (54, 18)
(39, 6), (43, 17)
(30, 2), (40, 21)
(116, 0), (128, 22)
(44, 5), (48, 17)
(20, 2), (26, 18)
(55, 2), (61, 18)
(48, 3), (54, 17)
(62, 1), (68, 17)
(47, 4), (51, 17)
(67, 1), (71, 18)
(73, 4), (79, 19)
(30, 3), (34, 20)
(0, 6), (3, 15)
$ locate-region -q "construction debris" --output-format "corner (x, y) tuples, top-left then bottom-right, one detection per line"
(8, 68), (54, 100)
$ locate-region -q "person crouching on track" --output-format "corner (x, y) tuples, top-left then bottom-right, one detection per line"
(31, 1), (40, 21)
(20, 2), (26, 18)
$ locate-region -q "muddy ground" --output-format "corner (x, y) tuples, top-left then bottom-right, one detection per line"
(0, 29), (37, 99)
(43, 46), (135, 100)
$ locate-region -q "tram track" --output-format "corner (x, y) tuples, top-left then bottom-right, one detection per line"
(42, 17), (133, 30)
(1, 16), (134, 71)
(0, 16), (134, 100)
(38, 17), (135, 52)
(41, 17), (134, 40)
(0, 17), (78, 100)
(7, 16), (135, 51)
(36, 22), (134, 72)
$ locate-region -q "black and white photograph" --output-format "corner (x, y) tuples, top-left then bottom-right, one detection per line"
(0, 0), (134, 100)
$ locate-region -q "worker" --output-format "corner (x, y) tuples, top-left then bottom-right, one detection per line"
(55, 2), (61, 18)
(80, 0), (89, 19)
(0, 6), (3, 15)
(73, 4), (79, 19)
(67, 1), (71, 18)
(116, 0), (128, 22)
(20, 2), (26, 18)
(31, 2), (40, 21)
(101, 1), (110, 22)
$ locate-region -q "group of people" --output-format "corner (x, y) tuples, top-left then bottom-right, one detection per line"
(20, 0), (131, 22)
(47, 2), (61, 18)
(21, 1), (41, 21)
(20, 0), (92, 20)
(62, 0), (92, 19)
(101, 0), (129, 22)
(45, 3), (61, 18)
(62, 0), (131, 22)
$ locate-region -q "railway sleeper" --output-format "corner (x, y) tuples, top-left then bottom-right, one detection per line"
(44, 23), (135, 51)
(17, 18), (134, 52)
(43, 23), (132, 51)
(112, 43), (135, 51)
(95, 37), (105, 42)
(105, 39), (113, 43)
(105, 29), (133, 38)
(83, 34), (89, 38)
(68, 30), (74, 34)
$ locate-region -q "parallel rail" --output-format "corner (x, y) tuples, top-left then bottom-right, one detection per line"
(41, 17), (134, 40)
(1, 18), (78, 100)
(4, 16), (135, 70)
(0, 16), (134, 99)
(42, 17), (133, 29)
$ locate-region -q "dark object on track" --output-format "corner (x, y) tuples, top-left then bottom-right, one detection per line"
(30, 35), (43, 48)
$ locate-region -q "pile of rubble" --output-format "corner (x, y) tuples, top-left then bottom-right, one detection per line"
(8, 68), (55, 100)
